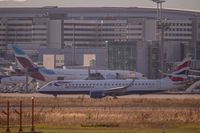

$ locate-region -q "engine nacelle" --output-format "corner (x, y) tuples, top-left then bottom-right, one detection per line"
(89, 91), (105, 99)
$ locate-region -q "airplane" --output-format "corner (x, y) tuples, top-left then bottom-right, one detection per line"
(0, 75), (27, 93)
(159, 57), (191, 77)
(0, 74), (38, 93)
(12, 44), (144, 82)
(0, 75), (26, 86)
(0, 66), (25, 76)
(38, 58), (192, 98)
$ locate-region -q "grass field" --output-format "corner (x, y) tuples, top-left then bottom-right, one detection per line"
(0, 94), (200, 133)
(1, 125), (200, 133)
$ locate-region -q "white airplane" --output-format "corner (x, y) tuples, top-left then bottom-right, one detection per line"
(0, 75), (27, 93)
(12, 44), (144, 82)
(38, 58), (192, 98)
(0, 66), (25, 76)
(0, 75), (26, 86)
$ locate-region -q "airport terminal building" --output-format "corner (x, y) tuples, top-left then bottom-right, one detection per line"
(1, 7), (200, 78)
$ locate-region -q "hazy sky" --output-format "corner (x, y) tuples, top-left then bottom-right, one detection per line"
(0, 0), (200, 12)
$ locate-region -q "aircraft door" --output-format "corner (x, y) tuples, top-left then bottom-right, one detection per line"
(57, 77), (64, 80)
(155, 80), (161, 89)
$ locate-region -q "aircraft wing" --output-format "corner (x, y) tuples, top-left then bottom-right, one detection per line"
(188, 75), (200, 79)
(103, 80), (135, 96)
(103, 86), (127, 95)
(0, 67), (25, 76)
(0, 67), (16, 72)
(189, 69), (200, 73)
(0, 67), (15, 75)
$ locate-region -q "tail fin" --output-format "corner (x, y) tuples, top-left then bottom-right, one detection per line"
(173, 57), (191, 74)
(12, 44), (37, 70)
(169, 57), (192, 82)
(12, 44), (46, 81)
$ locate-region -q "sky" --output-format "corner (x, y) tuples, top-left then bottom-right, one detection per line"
(0, 0), (200, 12)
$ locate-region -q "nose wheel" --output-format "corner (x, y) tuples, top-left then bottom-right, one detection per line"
(113, 95), (118, 99)
(53, 94), (57, 98)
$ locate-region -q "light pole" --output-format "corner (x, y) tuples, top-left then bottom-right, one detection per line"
(105, 40), (108, 68)
(152, 0), (165, 21)
(73, 24), (75, 65)
(101, 20), (104, 46)
(157, 21), (170, 72)
(152, 0), (167, 74)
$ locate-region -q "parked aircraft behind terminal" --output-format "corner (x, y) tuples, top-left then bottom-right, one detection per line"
(38, 58), (192, 98)
(12, 44), (144, 82)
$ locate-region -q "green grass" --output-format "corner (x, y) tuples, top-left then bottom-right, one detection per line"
(39, 128), (200, 133)
(1, 125), (200, 133)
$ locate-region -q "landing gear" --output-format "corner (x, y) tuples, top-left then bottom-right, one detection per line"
(113, 95), (118, 99)
(53, 94), (57, 99)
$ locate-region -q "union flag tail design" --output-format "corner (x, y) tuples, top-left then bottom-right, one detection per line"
(170, 57), (191, 82)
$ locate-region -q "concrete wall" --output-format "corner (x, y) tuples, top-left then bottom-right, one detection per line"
(165, 43), (180, 63)
(43, 54), (55, 69)
(48, 20), (62, 48)
(39, 47), (107, 69)
(136, 41), (149, 77)
(144, 19), (156, 41)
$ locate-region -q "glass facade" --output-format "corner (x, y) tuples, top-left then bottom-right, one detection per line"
(107, 41), (137, 71)
(196, 42), (200, 59)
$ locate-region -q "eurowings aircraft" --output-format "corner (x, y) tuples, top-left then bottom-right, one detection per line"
(12, 44), (144, 82)
(38, 58), (192, 98)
